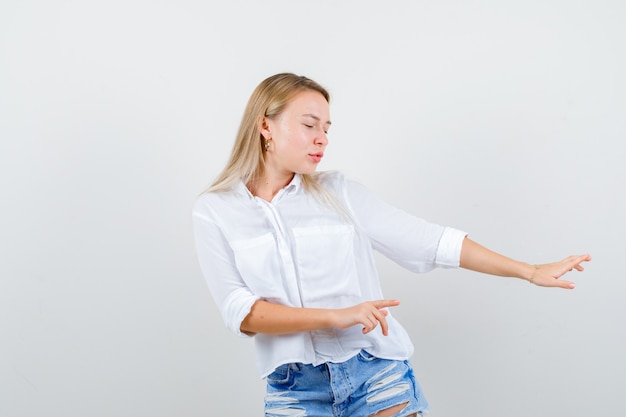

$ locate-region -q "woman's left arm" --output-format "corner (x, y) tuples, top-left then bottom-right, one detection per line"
(460, 237), (591, 289)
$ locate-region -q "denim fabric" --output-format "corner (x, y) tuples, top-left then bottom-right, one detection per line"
(264, 350), (429, 416)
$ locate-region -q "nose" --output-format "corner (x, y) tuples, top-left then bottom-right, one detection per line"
(314, 127), (328, 147)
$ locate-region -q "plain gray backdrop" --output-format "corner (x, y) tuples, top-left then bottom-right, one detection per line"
(1, 0), (624, 416)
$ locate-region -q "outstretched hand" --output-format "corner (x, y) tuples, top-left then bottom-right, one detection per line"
(331, 300), (401, 336)
(530, 254), (592, 289)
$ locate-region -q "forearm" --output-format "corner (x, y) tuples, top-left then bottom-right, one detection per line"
(240, 298), (400, 336)
(240, 300), (335, 335)
(459, 237), (535, 281)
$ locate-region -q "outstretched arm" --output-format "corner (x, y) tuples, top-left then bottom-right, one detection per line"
(240, 299), (400, 336)
(460, 237), (591, 289)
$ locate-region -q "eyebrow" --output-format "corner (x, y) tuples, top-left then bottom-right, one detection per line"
(302, 114), (332, 125)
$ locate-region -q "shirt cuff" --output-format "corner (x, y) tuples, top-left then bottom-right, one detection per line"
(222, 288), (261, 338)
(435, 227), (467, 268)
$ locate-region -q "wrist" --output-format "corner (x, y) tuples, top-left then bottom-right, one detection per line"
(525, 263), (540, 284)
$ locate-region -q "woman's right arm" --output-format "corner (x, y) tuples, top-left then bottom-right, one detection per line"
(240, 299), (400, 336)
(193, 199), (398, 338)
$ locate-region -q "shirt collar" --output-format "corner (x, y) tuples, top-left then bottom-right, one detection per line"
(236, 174), (302, 200)
(286, 174), (301, 194)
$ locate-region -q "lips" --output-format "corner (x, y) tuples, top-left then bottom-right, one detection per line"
(309, 152), (324, 163)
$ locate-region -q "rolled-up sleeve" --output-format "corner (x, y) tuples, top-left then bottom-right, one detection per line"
(192, 200), (260, 337)
(435, 227), (467, 268)
(342, 179), (467, 273)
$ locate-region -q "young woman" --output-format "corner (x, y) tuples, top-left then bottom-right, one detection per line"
(192, 73), (591, 417)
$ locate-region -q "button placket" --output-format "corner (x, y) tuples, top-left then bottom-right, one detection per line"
(255, 198), (302, 308)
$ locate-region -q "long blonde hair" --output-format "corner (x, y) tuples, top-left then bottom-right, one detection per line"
(207, 73), (335, 202)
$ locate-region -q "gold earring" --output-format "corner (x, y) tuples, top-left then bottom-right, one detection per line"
(265, 140), (270, 151)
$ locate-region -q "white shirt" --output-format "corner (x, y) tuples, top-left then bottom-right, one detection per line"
(192, 171), (467, 378)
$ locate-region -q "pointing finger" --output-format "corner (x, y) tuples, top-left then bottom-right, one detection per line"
(372, 299), (401, 309)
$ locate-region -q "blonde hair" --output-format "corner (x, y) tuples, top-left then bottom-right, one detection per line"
(207, 73), (336, 203)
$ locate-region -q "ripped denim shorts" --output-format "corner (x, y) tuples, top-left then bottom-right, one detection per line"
(264, 350), (429, 417)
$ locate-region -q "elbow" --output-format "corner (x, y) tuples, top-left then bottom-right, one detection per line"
(220, 289), (261, 337)
(238, 299), (263, 336)
(239, 313), (257, 337)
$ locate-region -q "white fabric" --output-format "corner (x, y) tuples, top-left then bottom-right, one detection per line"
(192, 171), (467, 378)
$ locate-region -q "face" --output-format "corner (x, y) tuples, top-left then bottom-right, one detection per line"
(261, 90), (331, 179)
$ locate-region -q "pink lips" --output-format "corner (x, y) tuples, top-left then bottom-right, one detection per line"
(309, 152), (323, 163)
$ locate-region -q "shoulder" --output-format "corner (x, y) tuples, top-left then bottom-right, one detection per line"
(312, 170), (374, 200)
(316, 170), (373, 192)
(192, 187), (243, 222)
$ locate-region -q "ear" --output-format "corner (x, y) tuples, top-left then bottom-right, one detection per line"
(259, 116), (271, 140)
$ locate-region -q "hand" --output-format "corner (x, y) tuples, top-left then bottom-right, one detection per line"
(530, 254), (592, 289)
(331, 300), (400, 336)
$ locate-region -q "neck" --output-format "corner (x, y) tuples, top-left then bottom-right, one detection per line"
(248, 171), (295, 202)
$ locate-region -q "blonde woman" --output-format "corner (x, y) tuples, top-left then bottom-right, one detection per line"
(192, 73), (591, 417)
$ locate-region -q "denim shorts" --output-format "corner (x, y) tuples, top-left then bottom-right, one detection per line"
(264, 350), (429, 416)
